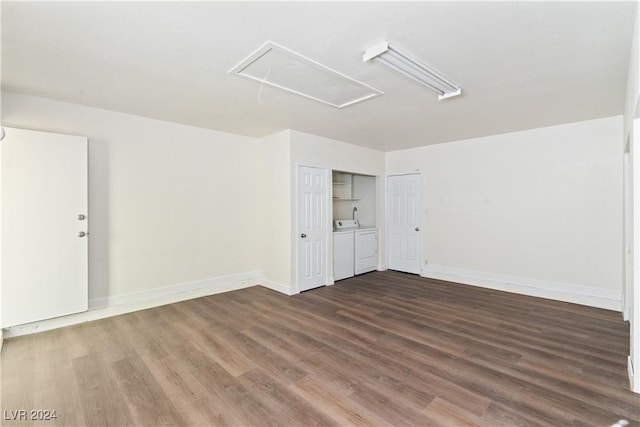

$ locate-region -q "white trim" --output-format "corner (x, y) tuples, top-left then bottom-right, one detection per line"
(3, 271), (261, 338)
(258, 277), (297, 296)
(629, 356), (636, 393)
(0, 330), (3, 353)
(632, 116), (640, 393)
(89, 271), (260, 309)
(377, 264), (387, 271)
(624, 151), (632, 322)
(422, 264), (621, 311)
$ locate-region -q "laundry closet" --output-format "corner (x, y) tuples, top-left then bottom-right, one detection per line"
(332, 170), (378, 281)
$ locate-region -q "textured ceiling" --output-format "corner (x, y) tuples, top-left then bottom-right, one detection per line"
(1, 1), (637, 151)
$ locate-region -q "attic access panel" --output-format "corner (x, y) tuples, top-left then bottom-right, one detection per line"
(229, 41), (383, 108)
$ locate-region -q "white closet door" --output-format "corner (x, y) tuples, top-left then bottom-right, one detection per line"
(387, 173), (421, 274)
(2, 127), (88, 327)
(298, 165), (329, 292)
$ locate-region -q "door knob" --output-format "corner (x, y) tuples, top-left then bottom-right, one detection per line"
(78, 214), (86, 220)
(78, 231), (86, 237)
(301, 233), (307, 238)
(415, 227), (420, 231)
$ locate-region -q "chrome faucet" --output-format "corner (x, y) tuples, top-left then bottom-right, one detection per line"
(352, 206), (358, 220)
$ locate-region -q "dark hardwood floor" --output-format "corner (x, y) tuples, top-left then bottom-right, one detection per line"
(1, 271), (639, 426)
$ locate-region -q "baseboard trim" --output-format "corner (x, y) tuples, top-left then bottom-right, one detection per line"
(377, 264), (387, 271)
(258, 278), (296, 296)
(421, 264), (621, 311)
(3, 271), (261, 338)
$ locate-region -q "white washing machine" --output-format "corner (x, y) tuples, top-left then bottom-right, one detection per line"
(333, 220), (378, 281)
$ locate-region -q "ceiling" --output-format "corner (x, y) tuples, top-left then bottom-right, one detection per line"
(1, 1), (637, 151)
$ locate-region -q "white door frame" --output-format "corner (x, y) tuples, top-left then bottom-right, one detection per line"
(386, 171), (423, 275)
(631, 117), (640, 394)
(624, 150), (632, 321)
(294, 164), (331, 293)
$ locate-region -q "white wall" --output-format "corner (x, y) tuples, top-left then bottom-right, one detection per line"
(387, 116), (623, 309)
(0, 94), (389, 330)
(291, 130), (386, 177)
(352, 174), (377, 227)
(623, 5), (640, 394)
(257, 130), (293, 292)
(1, 90), (629, 344)
(253, 130), (388, 293)
(624, 9), (639, 144)
(2, 92), (260, 311)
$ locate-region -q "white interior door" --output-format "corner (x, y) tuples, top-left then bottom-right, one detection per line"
(298, 166), (329, 292)
(387, 173), (421, 274)
(2, 127), (88, 327)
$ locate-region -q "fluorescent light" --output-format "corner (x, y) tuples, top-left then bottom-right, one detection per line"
(363, 41), (461, 100)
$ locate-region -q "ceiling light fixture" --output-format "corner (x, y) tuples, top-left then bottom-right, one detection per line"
(363, 41), (461, 100)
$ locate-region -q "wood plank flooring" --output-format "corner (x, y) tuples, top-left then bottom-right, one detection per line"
(1, 271), (639, 426)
